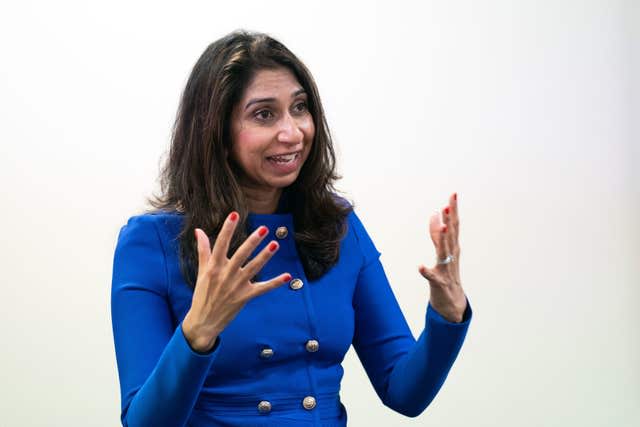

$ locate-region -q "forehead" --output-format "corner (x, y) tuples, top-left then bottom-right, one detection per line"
(241, 67), (303, 99)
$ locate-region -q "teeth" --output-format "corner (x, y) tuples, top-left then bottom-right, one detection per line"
(270, 153), (297, 163)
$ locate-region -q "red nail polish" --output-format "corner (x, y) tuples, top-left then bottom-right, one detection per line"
(259, 226), (268, 237)
(444, 207), (450, 215)
(268, 241), (278, 252)
(453, 193), (457, 201)
(442, 225), (448, 233)
(282, 273), (292, 282)
(229, 212), (239, 222)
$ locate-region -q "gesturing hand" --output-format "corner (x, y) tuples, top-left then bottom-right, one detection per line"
(418, 193), (468, 323)
(182, 212), (291, 353)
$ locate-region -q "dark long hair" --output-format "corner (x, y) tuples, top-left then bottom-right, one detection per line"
(147, 30), (352, 288)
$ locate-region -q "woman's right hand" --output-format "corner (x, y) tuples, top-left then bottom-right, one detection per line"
(181, 211), (291, 353)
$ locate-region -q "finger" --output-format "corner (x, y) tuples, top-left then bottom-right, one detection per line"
(240, 240), (279, 280)
(429, 210), (447, 261)
(247, 272), (292, 300)
(418, 264), (434, 280)
(441, 204), (457, 256)
(228, 225), (270, 271)
(448, 192), (461, 258)
(418, 264), (436, 282)
(449, 192), (459, 237)
(194, 228), (212, 275)
(211, 211), (240, 264)
(442, 204), (451, 229)
(438, 221), (453, 268)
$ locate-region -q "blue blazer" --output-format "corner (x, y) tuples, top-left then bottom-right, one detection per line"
(111, 208), (472, 427)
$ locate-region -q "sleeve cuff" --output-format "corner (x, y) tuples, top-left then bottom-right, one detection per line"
(177, 321), (221, 359)
(427, 296), (473, 326)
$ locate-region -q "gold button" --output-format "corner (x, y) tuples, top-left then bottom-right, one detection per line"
(275, 226), (288, 239)
(289, 278), (303, 290)
(302, 396), (316, 410)
(305, 339), (319, 353)
(260, 348), (274, 359)
(258, 400), (272, 413)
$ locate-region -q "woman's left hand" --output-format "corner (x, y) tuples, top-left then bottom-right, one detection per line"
(418, 192), (468, 323)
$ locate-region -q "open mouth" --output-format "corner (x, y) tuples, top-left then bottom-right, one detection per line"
(267, 152), (300, 164)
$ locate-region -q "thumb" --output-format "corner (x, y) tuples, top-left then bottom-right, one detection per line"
(194, 228), (211, 273)
(418, 264), (437, 283)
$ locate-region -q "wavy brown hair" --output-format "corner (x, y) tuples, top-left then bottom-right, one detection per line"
(147, 30), (352, 289)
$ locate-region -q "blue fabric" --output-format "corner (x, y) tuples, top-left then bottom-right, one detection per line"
(111, 208), (472, 427)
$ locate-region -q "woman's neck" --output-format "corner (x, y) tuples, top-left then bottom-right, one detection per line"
(242, 186), (282, 214)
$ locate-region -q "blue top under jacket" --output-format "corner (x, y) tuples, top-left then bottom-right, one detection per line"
(110, 204), (472, 427)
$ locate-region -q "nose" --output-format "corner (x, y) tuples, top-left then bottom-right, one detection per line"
(276, 113), (304, 145)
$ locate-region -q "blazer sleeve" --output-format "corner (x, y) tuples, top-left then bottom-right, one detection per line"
(349, 211), (472, 417)
(110, 215), (221, 427)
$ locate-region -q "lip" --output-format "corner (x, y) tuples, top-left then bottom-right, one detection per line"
(266, 150), (302, 158)
(265, 151), (302, 174)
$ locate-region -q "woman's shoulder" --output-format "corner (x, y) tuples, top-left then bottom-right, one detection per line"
(112, 211), (181, 294)
(123, 209), (183, 224)
(338, 202), (381, 265)
(330, 192), (351, 207)
(330, 195), (360, 228)
(118, 210), (184, 243)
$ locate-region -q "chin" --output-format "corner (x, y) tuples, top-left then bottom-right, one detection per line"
(268, 173), (301, 189)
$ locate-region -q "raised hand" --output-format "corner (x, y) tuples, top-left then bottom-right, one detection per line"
(182, 212), (291, 352)
(418, 193), (468, 323)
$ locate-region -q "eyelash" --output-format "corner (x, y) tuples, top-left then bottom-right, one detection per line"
(254, 101), (308, 122)
(255, 110), (274, 121)
(293, 101), (308, 113)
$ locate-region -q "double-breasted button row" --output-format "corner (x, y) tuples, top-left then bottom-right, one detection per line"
(257, 396), (317, 413)
(259, 340), (319, 358)
(272, 226), (299, 290)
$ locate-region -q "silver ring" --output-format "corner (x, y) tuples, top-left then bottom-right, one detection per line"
(437, 254), (455, 265)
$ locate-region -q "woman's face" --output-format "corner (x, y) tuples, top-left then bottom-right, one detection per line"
(230, 67), (315, 195)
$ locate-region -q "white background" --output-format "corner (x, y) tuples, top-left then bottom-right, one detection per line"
(0, 1), (638, 426)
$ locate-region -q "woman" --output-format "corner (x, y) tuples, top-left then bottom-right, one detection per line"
(111, 30), (471, 427)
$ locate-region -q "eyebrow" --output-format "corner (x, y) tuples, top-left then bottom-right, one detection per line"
(244, 89), (307, 110)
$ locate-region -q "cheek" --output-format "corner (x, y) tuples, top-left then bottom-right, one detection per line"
(234, 128), (267, 156)
(300, 116), (315, 140)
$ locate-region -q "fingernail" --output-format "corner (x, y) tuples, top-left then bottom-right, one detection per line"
(444, 207), (450, 215)
(229, 212), (239, 222)
(442, 225), (448, 233)
(453, 193), (457, 201)
(258, 226), (269, 237)
(268, 241), (278, 252)
(282, 273), (292, 282)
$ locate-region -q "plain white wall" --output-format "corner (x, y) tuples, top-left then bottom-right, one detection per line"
(1, 1), (637, 426)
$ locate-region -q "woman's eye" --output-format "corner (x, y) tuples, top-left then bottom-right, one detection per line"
(255, 110), (274, 121)
(293, 102), (308, 113)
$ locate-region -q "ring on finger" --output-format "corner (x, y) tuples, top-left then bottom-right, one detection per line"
(437, 254), (455, 265)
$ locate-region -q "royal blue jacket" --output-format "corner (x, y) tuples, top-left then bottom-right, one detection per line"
(111, 207), (472, 426)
